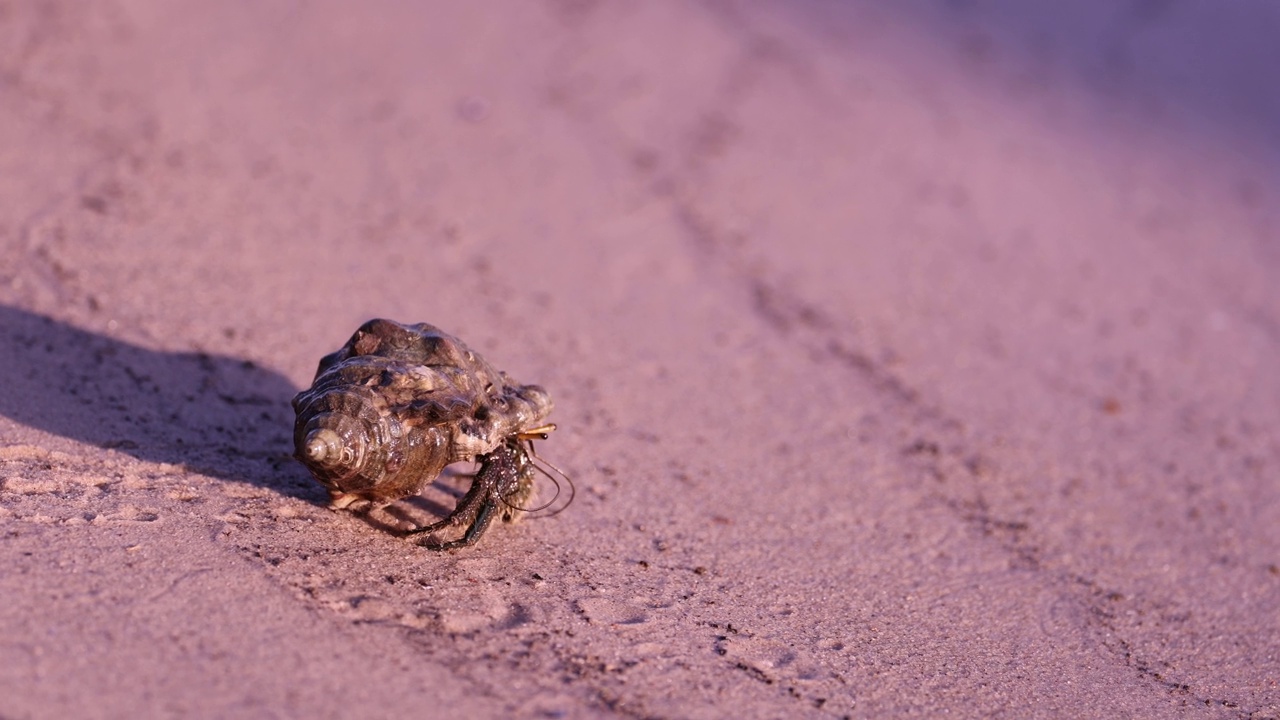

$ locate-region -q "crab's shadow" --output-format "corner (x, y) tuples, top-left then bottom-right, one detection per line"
(0, 304), (322, 502)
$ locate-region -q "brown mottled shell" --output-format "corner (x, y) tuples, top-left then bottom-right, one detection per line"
(292, 319), (553, 510)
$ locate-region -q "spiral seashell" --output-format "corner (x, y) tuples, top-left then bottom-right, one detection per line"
(291, 319), (553, 512)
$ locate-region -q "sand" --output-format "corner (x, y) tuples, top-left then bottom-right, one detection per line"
(1, 1), (1277, 718)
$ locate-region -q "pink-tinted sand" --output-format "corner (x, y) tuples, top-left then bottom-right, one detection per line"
(1, 2), (1278, 718)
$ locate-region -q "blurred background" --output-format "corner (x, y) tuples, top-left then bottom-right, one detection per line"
(1, 1), (1277, 717)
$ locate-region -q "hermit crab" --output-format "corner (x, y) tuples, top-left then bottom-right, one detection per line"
(291, 319), (567, 550)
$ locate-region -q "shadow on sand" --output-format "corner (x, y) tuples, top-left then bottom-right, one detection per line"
(0, 304), (322, 502)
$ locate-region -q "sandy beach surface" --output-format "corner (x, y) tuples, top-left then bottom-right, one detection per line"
(2, 2), (1277, 718)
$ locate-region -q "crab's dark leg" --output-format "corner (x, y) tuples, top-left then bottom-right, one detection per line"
(499, 456), (537, 522)
(404, 469), (495, 538)
(421, 500), (501, 551)
(407, 440), (523, 549)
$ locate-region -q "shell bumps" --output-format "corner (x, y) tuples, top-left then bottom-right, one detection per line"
(292, 319), (555, 548)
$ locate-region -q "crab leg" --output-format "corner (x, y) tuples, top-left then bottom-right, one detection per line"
(407, 440), (523, 549)
(421, 500), (500, 551)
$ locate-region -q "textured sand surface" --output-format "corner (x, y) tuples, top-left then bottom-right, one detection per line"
(1, 2), (1278, 718)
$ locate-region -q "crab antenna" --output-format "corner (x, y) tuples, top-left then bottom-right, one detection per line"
(528, 445), (575, 518)
(501, 466), (561, 513)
